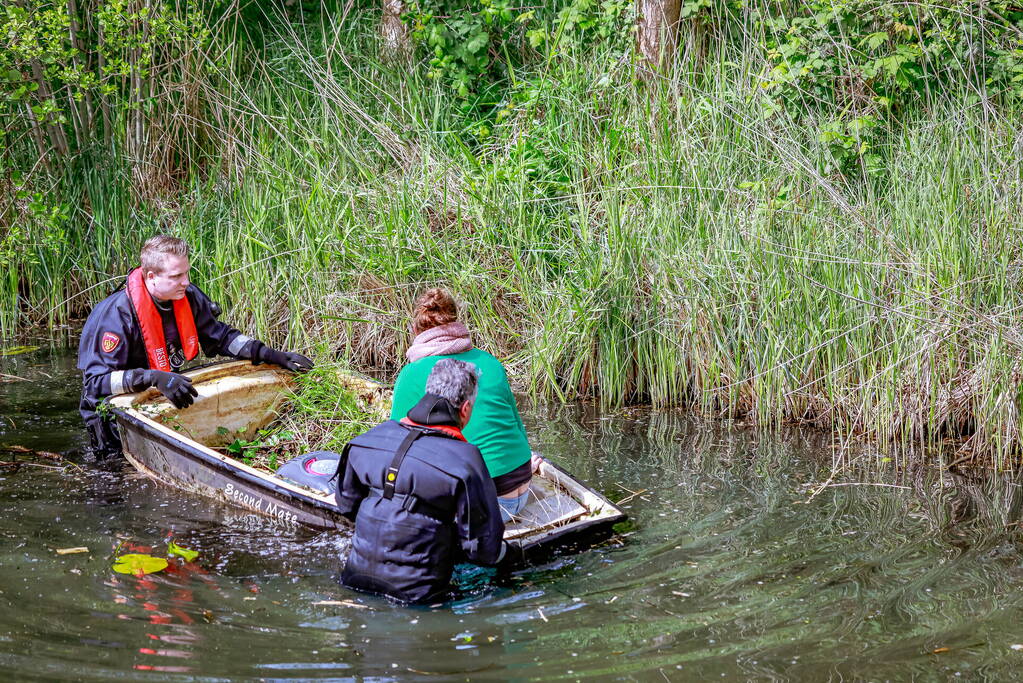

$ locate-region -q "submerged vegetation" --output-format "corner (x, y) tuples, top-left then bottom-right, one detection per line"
(216, 365), (382, 472)
(4, 1), (1023, 468)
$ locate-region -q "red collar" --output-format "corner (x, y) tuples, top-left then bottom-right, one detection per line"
(399, 417), (467, 441)
(126, 268), (198, 371)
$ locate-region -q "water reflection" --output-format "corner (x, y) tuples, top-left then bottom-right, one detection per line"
(3, 347), (1023, 680)
(105, 546), (205, 675)
(524, 403), (1023, 680)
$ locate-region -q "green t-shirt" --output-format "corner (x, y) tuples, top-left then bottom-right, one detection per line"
(390, 348), (531, 478)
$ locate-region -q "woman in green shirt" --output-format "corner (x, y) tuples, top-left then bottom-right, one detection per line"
(390, 288), (535, 522)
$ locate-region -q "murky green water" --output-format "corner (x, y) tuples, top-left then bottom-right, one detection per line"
(3, 346), (1023, 681)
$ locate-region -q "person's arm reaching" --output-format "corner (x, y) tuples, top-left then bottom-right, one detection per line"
(125, 369), (198, 408)
(78, 308), (134, 402)
(247, 340), (314, 373)
(79, 312), (198, 409)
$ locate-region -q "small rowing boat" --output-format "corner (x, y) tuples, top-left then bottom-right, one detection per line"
(109, 361), (625, 563)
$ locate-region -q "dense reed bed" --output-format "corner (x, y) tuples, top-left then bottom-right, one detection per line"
(5, 9), (1023, 469)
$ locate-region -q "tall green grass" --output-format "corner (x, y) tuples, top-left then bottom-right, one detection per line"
(6, 10), (1023, 468)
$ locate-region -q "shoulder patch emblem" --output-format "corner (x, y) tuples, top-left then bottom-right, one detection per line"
(101, 332), (121, 354)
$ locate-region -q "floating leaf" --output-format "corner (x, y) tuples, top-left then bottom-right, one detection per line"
(112, 553), (168, 577)
(167, 541), (198, 562)
(1, 345), (39, 357)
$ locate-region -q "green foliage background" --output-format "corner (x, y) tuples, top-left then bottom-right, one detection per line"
(3, 0), (1023, 466)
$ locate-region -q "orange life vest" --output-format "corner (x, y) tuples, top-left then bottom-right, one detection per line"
(126, 268), (199, 372)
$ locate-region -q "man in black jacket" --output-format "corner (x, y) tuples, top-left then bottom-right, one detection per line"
(77, 234), (312, 457)
(335, 358), (506, 604)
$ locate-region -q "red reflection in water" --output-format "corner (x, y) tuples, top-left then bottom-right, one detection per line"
(107, 539), (220, 675)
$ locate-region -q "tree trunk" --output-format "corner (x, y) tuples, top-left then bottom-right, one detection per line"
(97, 9), (113, 146)
(67, 0), (94, 142)
(22, 102), (52, 173)
(380, 0), (410, 61)
(29, 59), (70, 156)
(636, 0), (682, 74)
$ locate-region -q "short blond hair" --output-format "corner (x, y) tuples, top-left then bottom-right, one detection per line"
(140, 235), (189, 275)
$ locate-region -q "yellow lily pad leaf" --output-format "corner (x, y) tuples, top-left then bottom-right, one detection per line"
(1, 345), (39, 357)
(112, 553), (168, 577)
(167, 541), (199, 562)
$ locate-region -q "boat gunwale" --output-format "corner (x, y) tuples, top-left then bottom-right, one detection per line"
(109, 363), (342, 517)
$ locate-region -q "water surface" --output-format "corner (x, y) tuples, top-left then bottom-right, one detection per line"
(2, 346), (1023, 681)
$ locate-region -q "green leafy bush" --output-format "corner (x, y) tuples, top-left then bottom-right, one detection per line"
(753, 0), (1023, 112)
(0, 0), (212, 159)
(404, 0), (630, 101)
(679, 0), (1023, 176)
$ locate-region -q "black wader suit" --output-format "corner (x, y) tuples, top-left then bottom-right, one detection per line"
(77, 277), (260, 457)
(335, 394), (506, 604)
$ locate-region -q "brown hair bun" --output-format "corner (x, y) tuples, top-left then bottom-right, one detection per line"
(413, 288), (458, 333)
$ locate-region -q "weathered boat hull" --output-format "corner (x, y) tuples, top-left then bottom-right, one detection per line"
(111, 361), (626, 563)
(117, 407), (342, 529)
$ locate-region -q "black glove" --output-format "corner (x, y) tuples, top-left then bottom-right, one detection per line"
(252, 341), (314, 373)
(496, 540), (525, 572)
(143, 369), (198, 409)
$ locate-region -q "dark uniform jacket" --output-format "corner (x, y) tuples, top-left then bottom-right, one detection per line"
(335, 395), (505, 604)
(77, 277), (255, 454)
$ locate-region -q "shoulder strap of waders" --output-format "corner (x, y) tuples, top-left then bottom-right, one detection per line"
(382, 427), (424, 500)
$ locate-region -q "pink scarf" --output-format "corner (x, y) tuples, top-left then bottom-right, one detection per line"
(406, 322), (473, 362)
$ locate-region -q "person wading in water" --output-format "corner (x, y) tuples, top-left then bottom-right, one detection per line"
(77, 235), (313, 458)
(335, 358), (506, 604)
(389, 288), (541, 523)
